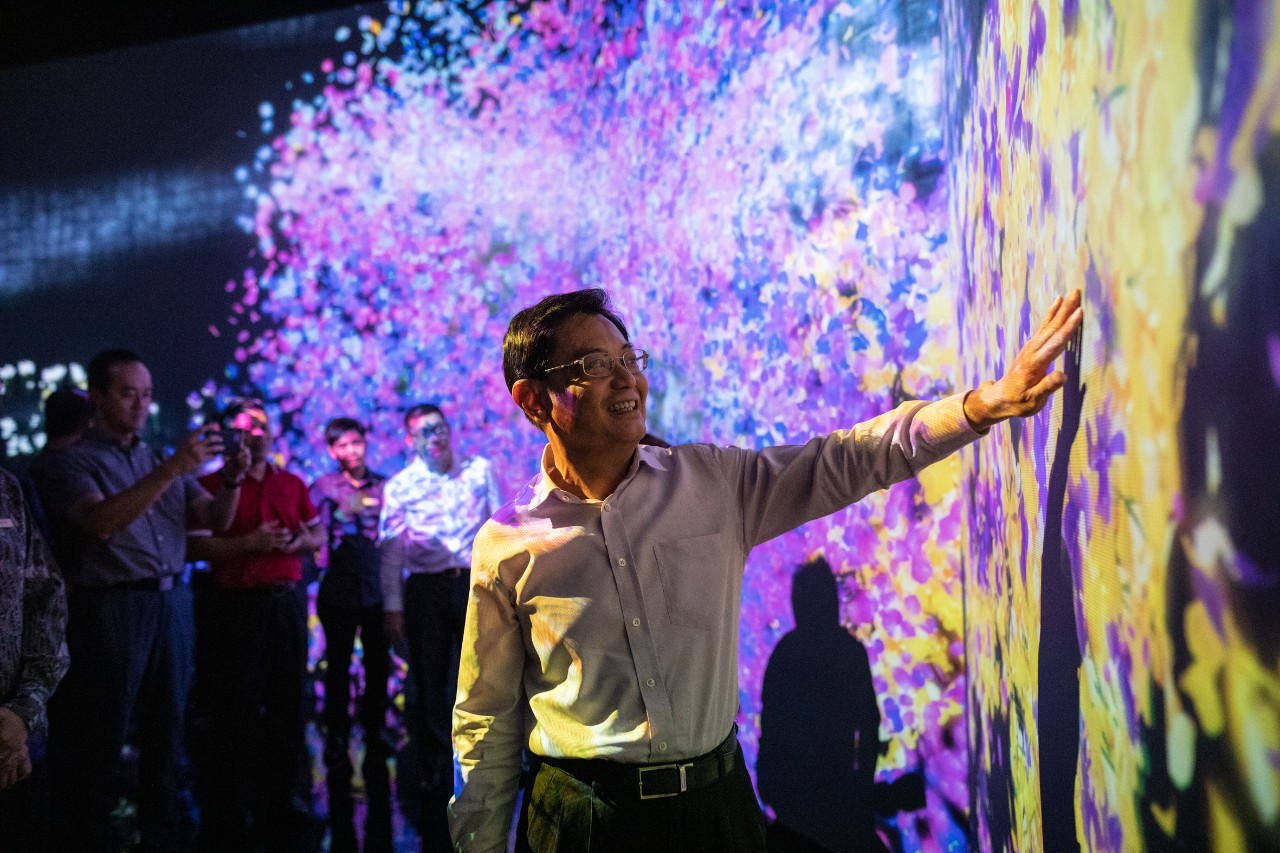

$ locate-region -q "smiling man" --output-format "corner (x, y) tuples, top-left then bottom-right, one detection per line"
(379, 403), (501, 852)
(450, 287), (1084, 852)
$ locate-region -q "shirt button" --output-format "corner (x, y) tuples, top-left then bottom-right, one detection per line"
(604, 504), (612, 512)
(617, 557), (627, 567)
(645, 677), (655, 688)
(632, 618), (641, 627)
(658, 741), (668, 751)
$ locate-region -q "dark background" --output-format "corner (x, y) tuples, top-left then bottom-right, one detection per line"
(0, 2), (358, 70)
(1, 1), (374, 451)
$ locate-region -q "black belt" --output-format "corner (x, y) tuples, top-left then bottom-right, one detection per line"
(219, 581), (297, 594)
(539, 730), (738, 801)
(114, 575), (178, 592)
(408, 567), (468, 579)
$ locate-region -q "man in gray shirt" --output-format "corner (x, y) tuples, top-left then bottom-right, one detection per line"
(451, 288), (1083, 852)
(47, 349), (246, 853)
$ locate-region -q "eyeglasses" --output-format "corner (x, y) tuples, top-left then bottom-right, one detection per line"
(541, 350), (651, 379)
(410, 422), (449, 438)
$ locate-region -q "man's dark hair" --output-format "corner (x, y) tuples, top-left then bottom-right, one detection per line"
(44, 388), (92, 440)
(324, 417), (366, 446)
(502, 288), (630, 391)
(86, 349), (143, 392)
(404, 403), (444, 429)
(222, 396), (267, 422)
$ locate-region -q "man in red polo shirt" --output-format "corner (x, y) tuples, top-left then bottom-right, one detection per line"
(188, 398), (324, 851)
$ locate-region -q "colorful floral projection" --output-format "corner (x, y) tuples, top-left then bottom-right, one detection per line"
(947, 0), (1280, 850)
(222, 1), (965, 849)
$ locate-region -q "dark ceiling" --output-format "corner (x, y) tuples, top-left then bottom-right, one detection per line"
(0, 0), (360, 70)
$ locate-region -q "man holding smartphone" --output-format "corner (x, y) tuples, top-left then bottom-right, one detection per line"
(47, 349), (247, 853)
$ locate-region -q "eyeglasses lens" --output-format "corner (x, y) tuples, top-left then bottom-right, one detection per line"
(582, 351), (650, 378)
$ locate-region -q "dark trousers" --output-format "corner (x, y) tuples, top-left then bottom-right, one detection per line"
(316, 601), (390, 738)
(317, 600), (392, 853)
(198, 584), (309, 848)
(403, 570), (468, 851)
(525, 741), (766, 853)
(0, 748), (50, 853)
(50, 583), (195, 853)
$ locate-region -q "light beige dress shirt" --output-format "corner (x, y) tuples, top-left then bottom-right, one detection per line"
(450, 395), (982, 851)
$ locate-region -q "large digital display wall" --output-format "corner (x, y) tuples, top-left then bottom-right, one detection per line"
(947, 0), (1280, 850)
(1, 2), (968, 850)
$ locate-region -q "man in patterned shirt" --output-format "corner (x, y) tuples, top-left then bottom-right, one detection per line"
(0, 468), (68, 851)
(450, 287), (1083, 852)
(379, 403), (500, 852)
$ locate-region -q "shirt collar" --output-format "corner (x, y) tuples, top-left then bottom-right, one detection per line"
(637, 443), (670, 472)
(83, 425), (141, 451)
(406, 453), (461, 479)
(335, 468), (381, 489)
(531, 442), (670, 507)
(249, 460), (281, 480)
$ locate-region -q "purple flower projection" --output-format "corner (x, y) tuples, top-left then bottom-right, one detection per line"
(948, 0), (1280, 850)
(219, 2), (965, 848)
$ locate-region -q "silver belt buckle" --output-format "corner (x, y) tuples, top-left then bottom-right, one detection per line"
(638, 762), (692, 800)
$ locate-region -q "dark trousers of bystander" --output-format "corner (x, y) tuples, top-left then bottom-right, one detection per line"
(317, 600), (393, 853)
(403, 570), (468, 852)
(197, 583), (310, 852)
(50, 583), (195, 853)
(0, 737), (50, 853)
(317, 601), (390, 740)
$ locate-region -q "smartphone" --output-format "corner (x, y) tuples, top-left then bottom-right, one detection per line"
(221, 425), (244, 457)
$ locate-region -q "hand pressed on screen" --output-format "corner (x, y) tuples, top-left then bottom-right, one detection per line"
(962, 289), (1084, 431)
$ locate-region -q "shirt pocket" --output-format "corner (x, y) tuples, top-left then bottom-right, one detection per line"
(652, 531), (731, 630)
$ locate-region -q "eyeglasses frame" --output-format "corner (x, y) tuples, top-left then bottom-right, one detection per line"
(540, 349), (651, 379)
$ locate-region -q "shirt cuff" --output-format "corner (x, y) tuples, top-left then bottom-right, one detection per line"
(4, 694), (43, 739)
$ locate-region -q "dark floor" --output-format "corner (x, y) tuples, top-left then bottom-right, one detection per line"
(305, 723), (422, 853)
(102, 578), (452, 852)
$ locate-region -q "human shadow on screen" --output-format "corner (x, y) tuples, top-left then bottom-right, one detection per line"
(757, 556), (888, 853)
(1036, 323), (1085, 853)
